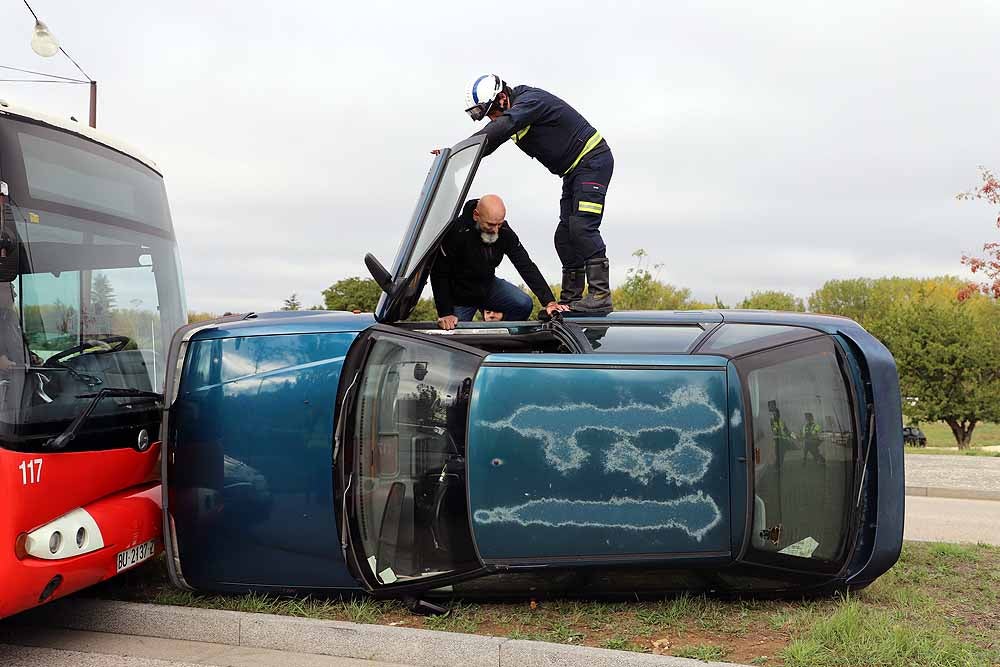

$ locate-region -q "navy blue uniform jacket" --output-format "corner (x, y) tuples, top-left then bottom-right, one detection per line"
(473, 85), (606, 176)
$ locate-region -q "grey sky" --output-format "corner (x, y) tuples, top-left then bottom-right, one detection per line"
(1, 1), (997, 313)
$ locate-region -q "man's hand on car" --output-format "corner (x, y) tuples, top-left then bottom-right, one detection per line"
(545, 301), (571, 315)
(437, 315), (459, 330)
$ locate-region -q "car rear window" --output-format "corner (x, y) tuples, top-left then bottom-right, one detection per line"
(699, 324), (818, 356)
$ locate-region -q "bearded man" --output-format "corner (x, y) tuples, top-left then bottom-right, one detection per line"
(430, 194), (568, 330)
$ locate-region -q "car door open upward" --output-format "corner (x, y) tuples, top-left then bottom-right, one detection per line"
(365, 136), (487, 324)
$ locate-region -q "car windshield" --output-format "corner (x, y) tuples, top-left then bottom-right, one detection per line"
(352, 333), (481, 585)
(0, 117), (186, 450)
(737, 337), (858, 570)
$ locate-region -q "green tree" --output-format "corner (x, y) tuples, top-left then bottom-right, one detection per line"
(406, 297), (439, 322)
(281, 293), (302, 311)
(322, 277), (382, 312)
(807, 276), (967, 331)
(613, 249), (705, 310)
(957, 166), (1000, 300)
(808, 278), (878, 323)
(738, 290), (805, 311)
(524, 283), (562, 320)
(187, 311), (219, 324)
(878, 293), (1000, 448)
(90, 273), (116, 333)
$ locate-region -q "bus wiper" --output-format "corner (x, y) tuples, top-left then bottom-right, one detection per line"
(44, 388), (163, 450)
(31, 363), (103, 388)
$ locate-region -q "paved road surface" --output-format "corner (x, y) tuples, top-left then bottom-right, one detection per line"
(0, 626), (410, 667)
(904, 454), (1000, 493)
(904, 496), (1000, 545)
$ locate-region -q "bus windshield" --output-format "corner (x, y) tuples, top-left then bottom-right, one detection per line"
(0, 116), (185, 452)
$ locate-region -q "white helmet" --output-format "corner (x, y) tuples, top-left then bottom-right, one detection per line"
(464, 74), (505, 121)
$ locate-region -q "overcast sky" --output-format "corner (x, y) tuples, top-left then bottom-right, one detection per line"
(1, 1), (997, 313)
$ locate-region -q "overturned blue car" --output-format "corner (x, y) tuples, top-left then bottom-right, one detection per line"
(161, 136), (904, 603)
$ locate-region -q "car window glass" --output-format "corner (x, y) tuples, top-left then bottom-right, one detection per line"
(353, 334), (481, 586)
(404, 145), (478, 276)
(700, 324), (816, 356)
(582, 325), (703, 353)
(737, 337), (857, 570)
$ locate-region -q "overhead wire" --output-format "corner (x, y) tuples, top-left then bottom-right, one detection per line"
(0, 78), (88, 84)
(21, 0), (94, 83)
(0, 65), (87, 83)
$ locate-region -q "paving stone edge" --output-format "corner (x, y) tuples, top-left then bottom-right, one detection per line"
(14, 597), (751, 667)
(905, 485), (1000, 502)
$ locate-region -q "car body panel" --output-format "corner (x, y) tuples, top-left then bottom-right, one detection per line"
(162, 309), (904, 598)
(467, 357), (731, 563)
(726, 362), (751, 556)
(165, 325), (365, 591)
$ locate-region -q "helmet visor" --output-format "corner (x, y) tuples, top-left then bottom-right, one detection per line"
(465, 100), (494, 121)
(465, 103), (488, 121)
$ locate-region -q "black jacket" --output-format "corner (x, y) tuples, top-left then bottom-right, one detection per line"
(431, 199), (555, 317)
(472, 85), (608, 176)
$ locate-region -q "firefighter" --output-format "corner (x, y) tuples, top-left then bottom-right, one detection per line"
(768, 402), (793, 466)
(801, 412), (826, 464)
(461, 74), (614, 314)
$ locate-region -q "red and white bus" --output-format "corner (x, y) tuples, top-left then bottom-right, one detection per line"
(0, 102), (185, 618)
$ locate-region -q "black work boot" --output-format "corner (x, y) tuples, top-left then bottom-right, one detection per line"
(559, 266), (585, 306)
(571, 258), (614, 314)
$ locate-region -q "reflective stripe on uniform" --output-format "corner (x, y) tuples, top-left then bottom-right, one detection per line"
(511, 125), (531, 143)
(578, 201), (604, 214)
(563, 131), (603, 175)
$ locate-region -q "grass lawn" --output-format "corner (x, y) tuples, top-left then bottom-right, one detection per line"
(91, 541), (1000, 666)
(906, 421), (1000, 451)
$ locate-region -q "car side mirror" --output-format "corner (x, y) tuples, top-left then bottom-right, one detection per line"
(365, 253), (393, 294)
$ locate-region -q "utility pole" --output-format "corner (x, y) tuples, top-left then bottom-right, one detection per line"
(24, 1), (97, 127)
(89, 80), (97, 128)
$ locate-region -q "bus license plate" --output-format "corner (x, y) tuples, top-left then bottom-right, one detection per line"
(116, 540), (156, 573)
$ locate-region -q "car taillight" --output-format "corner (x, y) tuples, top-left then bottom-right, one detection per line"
(14, 532), (29, 560)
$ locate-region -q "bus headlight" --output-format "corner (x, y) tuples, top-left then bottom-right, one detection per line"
(22, 509), (105, 560)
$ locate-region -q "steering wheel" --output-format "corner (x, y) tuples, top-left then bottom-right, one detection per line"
(44, 335), (133, 367)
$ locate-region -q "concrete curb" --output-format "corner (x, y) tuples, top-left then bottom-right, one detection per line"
(15, 598), (751, 667)
(905, 486), (1000, 502)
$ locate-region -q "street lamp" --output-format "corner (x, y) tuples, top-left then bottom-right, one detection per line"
(30, 20), (59, 58)
(22, 1), (97, 128)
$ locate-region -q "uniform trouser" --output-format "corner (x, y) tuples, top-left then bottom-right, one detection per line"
(554, 148), (614, 268)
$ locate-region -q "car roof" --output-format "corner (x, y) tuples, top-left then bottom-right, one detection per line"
(569, 309), (860, 331)
(186, 309), (865, 342)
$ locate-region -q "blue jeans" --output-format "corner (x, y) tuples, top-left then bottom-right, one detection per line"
(453, 278), (533, 322)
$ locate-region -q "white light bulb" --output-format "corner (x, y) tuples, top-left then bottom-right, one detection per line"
(31, 20), (59, 58)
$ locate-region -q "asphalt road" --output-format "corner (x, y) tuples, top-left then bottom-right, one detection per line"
(903, 495), (1000, 545)
(0, 627), (410, 667)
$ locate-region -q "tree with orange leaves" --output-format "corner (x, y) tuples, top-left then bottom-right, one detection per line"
(957, 167), (1000, 300)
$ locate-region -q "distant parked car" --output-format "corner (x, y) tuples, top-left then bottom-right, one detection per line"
(902, 426), (927, 447)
